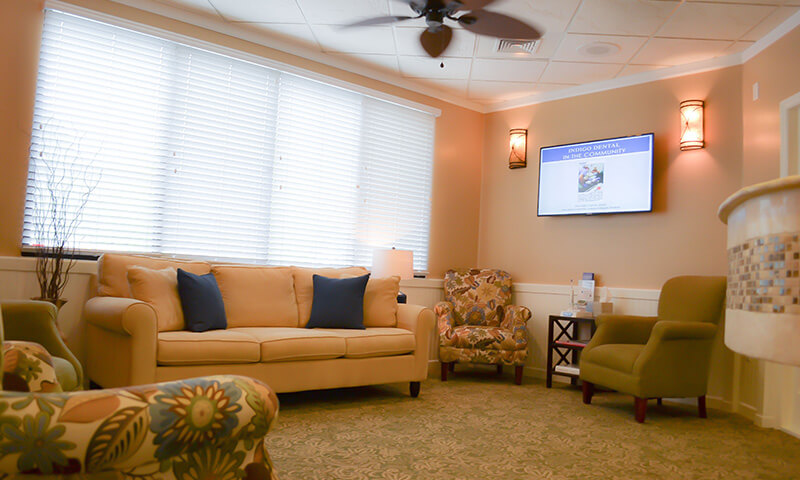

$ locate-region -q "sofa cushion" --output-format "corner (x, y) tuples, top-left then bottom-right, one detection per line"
(127, 266), (184, 332)
(363, 276), (400, 328)
(98, 253), (211, 298)
(157, 330), (260, 365)
(321, 328), (415, 359)
(233, 327), (346, 362)
(212, 265), (298, 328)
(582, 344), (644, 373)
(307, 274), (370, 330)
(292, 266), (369, 327)
(177, 269), (227, 332)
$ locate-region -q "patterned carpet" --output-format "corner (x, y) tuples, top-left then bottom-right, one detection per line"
(265, 369), (800, 480)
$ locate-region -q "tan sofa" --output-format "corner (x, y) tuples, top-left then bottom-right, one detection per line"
(84, 254), (434, 396)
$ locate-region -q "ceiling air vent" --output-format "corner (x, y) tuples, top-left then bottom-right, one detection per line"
(496, 38), (540, 55)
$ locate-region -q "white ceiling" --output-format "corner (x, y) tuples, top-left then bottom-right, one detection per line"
(116, 0), (800, 109)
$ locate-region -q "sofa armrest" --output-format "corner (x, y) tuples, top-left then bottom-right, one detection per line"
(84, 296), (157, 337)
(0, 375), (278, 478)
(397, 303), (435, 380)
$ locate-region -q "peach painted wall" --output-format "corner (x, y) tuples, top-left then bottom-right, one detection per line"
(0, 0), (484, 279)
(741, 25), (800, 186)
(478, 67), (744, 289)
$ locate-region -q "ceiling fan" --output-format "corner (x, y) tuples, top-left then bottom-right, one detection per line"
(344, 0), (542, 58)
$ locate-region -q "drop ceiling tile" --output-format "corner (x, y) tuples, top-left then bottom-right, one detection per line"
(208, 0), (306, 23)
(394, 27), (476, 57)
(474, 32), (564, 59)
(617, 64), (668, 77)
(415, 78), (469, 95)
(329, 53), (400, 73)
(251, 23), (319, 48)
(658, 3), (774, 40)
(467, 81), (539, 102)
(631, 37), (733, 65)
(398, 56), (472, 79)
(311, 25), (396, 54)
(153, 0), (221, 17)
(723, 41), (756, 55)
(474, 0), (582, 36)
(553, 34), (646, 64)
(539, 61), (623, 84)
(741, 6), (800, 42)
(388, 0), (422, 16)
(296, 0), (390, 25)
(470, 58), (547, 82)
(569, 0), (679, 36)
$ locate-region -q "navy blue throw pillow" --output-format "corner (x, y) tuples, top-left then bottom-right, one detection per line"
(306, 273), (370, 329)
(177, 268), (227, 332)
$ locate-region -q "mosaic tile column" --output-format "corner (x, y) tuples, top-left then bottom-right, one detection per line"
(719, 176), (800, 366)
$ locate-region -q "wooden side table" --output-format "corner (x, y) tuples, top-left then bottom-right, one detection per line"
(546, 315), (597, 388)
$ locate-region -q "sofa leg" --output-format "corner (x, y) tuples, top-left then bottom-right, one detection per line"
(657, 398), (663, 406)
(497, 364), (503, 375)
(410, 381), (420, 398)
(582, 381), (594, 405)
(449, 362), (455, 372)
(634, 397), (647, 423)
(698, 395), (707, 418)
(514, 365), (523, 385)
(440, 362), (448, 381)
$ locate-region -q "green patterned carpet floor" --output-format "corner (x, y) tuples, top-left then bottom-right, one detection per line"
(265, 370), (800, 479)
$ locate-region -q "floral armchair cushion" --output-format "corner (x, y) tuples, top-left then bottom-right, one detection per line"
(2, 341), (61, 393)
(0, 375), (278, 479)
(443, 269), (513, 326)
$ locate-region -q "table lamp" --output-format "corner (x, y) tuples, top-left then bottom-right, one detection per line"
(372, 248), (413, 304)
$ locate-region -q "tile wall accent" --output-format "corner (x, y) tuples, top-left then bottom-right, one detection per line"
(727, 232), (800, 314)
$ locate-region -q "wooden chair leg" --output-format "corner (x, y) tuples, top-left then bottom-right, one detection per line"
(582, 381), (594, 405)
(440, 362), (448, 381)
(497, 364), (503, 375)
(634, 397), (647, 423)
(514, 365), (523, 385)
(410, 381), (420, 398)
(698, 395), (707, 418)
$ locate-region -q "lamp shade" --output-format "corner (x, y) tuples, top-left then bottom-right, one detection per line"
(509, 128), (527, 169)
(680, 100), (704, 151)
(372, 248), (413, 279)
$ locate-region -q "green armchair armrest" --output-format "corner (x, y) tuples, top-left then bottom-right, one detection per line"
(585, 314), (659, 351)
(0, 375), (279, 478)
(648, 321), (717, 342)
(1, 300), (83, 389)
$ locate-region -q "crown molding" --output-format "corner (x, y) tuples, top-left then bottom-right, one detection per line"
(56, 0), (484, 113)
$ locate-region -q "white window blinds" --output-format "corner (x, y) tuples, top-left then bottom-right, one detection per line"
(25, 10), (435, 271)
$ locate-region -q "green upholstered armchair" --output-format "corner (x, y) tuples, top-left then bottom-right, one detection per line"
(1, 300), (83, 391)
(579, 276), (726, 423)
(0, 303), (280, 478)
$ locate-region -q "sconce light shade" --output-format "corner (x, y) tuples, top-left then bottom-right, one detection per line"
(372, 248), (413, 279)
(680, 100), (704, 151)
(509, 128), (527, 169)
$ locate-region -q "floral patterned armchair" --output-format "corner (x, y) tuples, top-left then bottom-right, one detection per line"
(436, 268), (531, 385)
(0, 304), (279, 479)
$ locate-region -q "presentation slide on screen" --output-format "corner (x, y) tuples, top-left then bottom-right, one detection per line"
(537, 135), (653, 216)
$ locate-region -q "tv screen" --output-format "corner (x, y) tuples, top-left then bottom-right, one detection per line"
(537, 133), (654, 216)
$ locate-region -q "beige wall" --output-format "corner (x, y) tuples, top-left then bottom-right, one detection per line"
(0, 0), (484, 279)
(479, 67), (744, 289)
(741, 25), (800, 186)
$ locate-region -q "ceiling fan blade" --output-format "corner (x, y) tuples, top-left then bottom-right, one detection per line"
(420, 25), (453, 58)
(458, 10), (541, 39)
(455, 0), (497, 10)
(344, 15), (415, 28)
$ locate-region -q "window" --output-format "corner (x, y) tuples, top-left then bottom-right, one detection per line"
(24, 10), (435, 271)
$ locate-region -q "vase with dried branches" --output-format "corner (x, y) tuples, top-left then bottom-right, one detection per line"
(28, 122), (99, 308)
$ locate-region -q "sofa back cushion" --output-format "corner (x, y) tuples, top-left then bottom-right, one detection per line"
(292, 266), (369, 327)
(126, 266), (185, 332)
(98, 253), (211, 298)
(212, 265), (299, 328)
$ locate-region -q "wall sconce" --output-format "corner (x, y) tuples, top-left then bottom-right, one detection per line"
(680, 100), (704, 151)
(509, 128), (527, 169)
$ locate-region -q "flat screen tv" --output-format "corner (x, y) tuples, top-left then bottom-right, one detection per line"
(537, 133), (654, 216)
